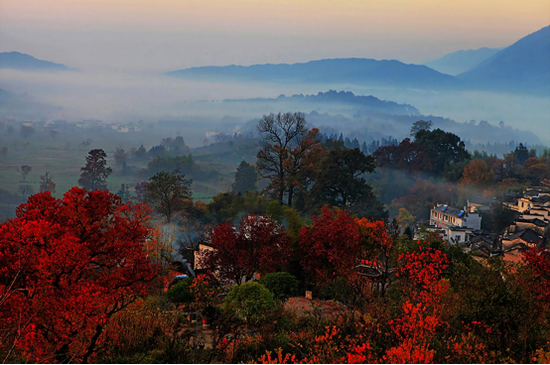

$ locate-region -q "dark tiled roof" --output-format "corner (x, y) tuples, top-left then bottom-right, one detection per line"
(532, 197), (550, 205)
(467, 235), (493, 246)
(432, 205), (465, 218)
(515, 218), (548, 227)
(503, 229), (543, 246)
(503, 242), (530, 253)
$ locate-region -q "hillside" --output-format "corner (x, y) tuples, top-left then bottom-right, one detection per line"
(167, 58), (456, 89)
(224, 90), (420, 115)
(0, 52), (75, 71)
(426, 47), (501, 75)
(458, 25), (550, 94)
(0, 88), (63, 118)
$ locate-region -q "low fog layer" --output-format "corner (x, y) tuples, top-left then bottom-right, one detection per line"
(0, 68), (549, 146)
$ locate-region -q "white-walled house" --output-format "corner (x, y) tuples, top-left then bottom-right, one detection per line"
(430, 204), (482, 230)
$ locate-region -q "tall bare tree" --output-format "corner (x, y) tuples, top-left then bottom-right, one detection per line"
(144, 169), (192, 223)
(18, 165), (32, 182)
(256, 112), (311, 205)
(39, 171), (56, 193)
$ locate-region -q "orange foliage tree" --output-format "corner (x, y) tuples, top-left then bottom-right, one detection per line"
(459, 158), (495, 189)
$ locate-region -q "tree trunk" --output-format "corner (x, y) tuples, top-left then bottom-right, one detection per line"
(288, 185), (294, 207)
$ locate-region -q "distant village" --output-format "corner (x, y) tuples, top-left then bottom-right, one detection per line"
(420, 183), (549, 262)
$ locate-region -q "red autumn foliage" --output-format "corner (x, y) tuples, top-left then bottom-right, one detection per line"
(385, 301), (438, 364)
(354, 218), (396, 294)
(0, 188), (158, 363)
(356, 219), (393, 255)
(299, 206), (361, 285)
(396, 242), (449, 290)
(202, 215), (290, 285)
(522, 248), (550, 306)
(385, 242), (450, 364)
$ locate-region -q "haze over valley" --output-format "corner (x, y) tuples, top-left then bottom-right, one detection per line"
(1, 25), (549, 146)
(2, 2), (550, 364)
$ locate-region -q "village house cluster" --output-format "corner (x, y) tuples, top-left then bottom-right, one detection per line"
(419, 185), (549, 262)
(501, 187), (550, 262)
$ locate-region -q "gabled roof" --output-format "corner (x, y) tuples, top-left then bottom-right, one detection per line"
(502, 229), (543, 246)
(515, 218), (548, 227)
(466, 234), (493, 246)
(524, 189), (541, 197)
(503, 242), (530, 253)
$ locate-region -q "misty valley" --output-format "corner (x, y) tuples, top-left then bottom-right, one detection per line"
(1, 10), (550, 365)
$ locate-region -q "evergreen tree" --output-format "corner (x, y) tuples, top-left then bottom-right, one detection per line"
(232, 161), (257, 194)
(78, 149), (112, 191)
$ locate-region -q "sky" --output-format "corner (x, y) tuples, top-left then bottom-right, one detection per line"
(1, 0), (549, 71)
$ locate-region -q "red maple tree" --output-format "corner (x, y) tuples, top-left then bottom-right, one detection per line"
(299, 206), (361, 286)
(202, 215), (290, 285)
(522, 248), (550, 309)
(385, 242), (450, 364)
(0, 188), (158, 363)
(355, 218), (395, 294)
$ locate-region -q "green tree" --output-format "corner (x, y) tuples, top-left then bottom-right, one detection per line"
(113, 147), (128, 168)
(133, 145), (147, 160)
(223, 282), (275, 325)
(283, 207), (303, 243)
(265, 200), (285, 221)
(232, 161), (257, 194)
(414, 128), (470, 174)
(514, 143), (529, 165)
(410, 120), (433, 137)
(144, 169), (192, 222)
(166, 277), (194, 305)
(116, 183), (132, 202)
(312, 146), (377, 208)
(396, 207), (415, 232)
(260, 272), (299, 301)
(78, 149), (112, 191)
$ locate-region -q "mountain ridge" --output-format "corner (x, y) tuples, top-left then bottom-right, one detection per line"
(167, 57), (457, 89)
(458, 25), (550, 94)
(224, 90), (420, 115)
(0, 51), (76, 71)
(425, 47), (502, 75)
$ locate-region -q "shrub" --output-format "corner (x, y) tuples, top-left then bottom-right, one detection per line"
(260, 272), (300, 301)
(166, 278), (193, 304)
(317, 277), (356, 305)
(223, 282), (275, 325)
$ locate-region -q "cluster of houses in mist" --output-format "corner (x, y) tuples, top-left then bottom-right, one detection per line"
(420, 185), (549, 262)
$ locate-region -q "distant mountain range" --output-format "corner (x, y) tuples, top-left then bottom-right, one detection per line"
(168, 25), (550, 95)
(458, 25), (550, 94)
(167, 58), (456, 89)
(425, 47), (502, 75)
(225, 90), (420, 115)
(0, 52), (75, 71)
